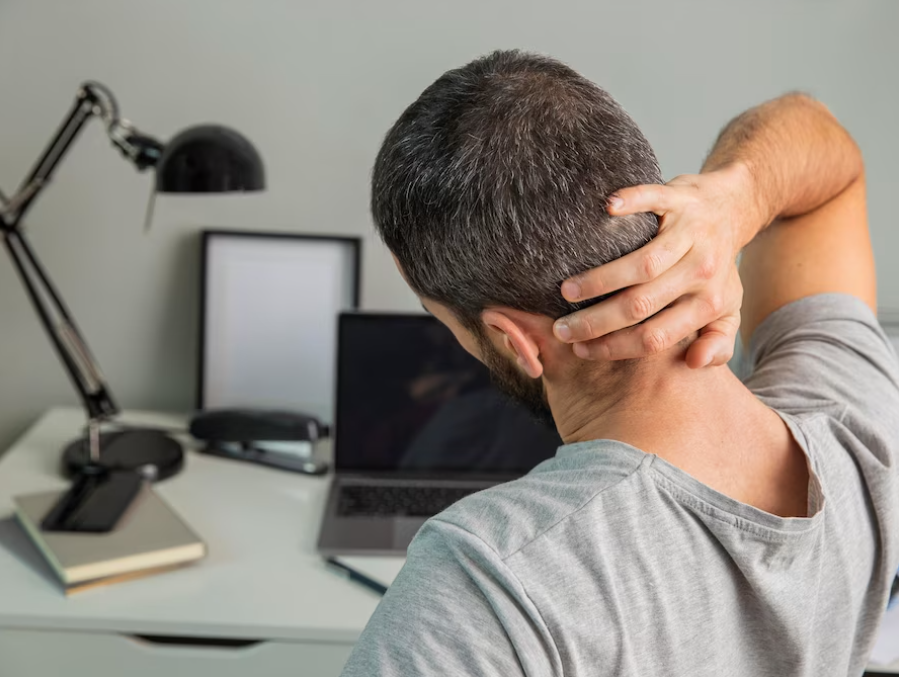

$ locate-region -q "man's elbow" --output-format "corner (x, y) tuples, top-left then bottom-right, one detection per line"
(782, 91), (864, 180)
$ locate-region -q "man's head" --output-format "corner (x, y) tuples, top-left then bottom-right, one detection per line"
(372, 50), (662, 419)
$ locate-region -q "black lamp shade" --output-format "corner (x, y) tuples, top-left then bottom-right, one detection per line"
(155, 125), (265, 193)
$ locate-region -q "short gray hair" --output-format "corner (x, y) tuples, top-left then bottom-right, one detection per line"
(372, 50), (662, 328)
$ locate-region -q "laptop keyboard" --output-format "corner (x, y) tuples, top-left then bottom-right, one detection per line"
(337, 484), (481, 518)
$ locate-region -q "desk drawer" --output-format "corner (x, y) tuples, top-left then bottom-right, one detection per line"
(0, 628), (353, 677)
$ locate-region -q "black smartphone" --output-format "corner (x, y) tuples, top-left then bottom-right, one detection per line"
(41, 470), (144, 533)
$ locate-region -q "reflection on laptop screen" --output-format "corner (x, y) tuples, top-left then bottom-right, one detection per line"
(335, 314), (562, 474)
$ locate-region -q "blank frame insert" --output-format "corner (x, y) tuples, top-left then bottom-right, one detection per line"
(199, 231), (360, 423)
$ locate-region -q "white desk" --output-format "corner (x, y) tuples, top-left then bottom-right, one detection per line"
(3, 409), (899, 676)
(0, 408), (403, 677)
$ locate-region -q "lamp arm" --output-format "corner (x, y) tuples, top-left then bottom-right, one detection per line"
(2, 229), (118, 420)
(0, 82), (153, 421)
(3, 87), (96, 227)
(2, 83), (163, 228)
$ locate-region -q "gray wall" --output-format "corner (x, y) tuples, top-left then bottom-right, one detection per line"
(0, 0), (896, 451)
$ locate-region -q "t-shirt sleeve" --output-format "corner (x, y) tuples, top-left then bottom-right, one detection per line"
(339, 518), (559, 677)
(744, 293), (899, 425)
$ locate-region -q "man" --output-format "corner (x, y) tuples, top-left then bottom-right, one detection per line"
(341, 50), (899, 676)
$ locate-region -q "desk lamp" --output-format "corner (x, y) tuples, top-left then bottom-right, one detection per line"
(0, 82), (265, 494)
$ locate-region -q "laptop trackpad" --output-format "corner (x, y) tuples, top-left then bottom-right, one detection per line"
(393, 518), (426, 550)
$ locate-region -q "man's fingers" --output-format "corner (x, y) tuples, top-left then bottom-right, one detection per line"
(571, 298), (710, 361)
(684, 333), (733, 369)
(684, 315), (741, 369)
(560, 231), (691, 303)
(607, 183), (678, 217)
(557, 255), (696, 342)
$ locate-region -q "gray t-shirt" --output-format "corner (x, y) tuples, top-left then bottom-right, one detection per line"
(341, 294), (899, 676)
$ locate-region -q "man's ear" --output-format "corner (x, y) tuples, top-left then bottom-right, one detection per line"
(481, 309), (544, 379)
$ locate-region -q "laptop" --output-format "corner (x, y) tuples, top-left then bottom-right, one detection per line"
(317, 313), (562, 556)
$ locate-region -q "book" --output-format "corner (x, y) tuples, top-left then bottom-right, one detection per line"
(14, 485), (206, 594)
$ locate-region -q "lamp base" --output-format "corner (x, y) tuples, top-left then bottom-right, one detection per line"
(61, 429), (184, 482)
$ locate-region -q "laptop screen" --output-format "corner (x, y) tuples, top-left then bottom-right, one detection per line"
(334, 313), (562, 474)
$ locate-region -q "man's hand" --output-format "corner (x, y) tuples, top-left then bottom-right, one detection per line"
(553, 165), (765, 369)
(553, 94), (867, 366)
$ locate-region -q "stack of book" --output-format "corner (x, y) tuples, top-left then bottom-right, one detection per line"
(15, 485), (206, 594)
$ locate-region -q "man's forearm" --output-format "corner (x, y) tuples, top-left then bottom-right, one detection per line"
(702, 93), (863, 246)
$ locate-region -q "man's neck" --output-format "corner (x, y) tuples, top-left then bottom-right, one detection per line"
(550, 353), (746, 450)
(545, 353), (810, 517)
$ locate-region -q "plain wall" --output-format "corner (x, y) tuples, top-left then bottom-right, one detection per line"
(0, 0), (896, 451)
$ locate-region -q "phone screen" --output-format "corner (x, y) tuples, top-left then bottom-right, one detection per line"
(41, 471), (144, 533)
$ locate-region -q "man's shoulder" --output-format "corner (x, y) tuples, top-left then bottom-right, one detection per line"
(431, 442), (646, 559)
(745, 293), (899, 437)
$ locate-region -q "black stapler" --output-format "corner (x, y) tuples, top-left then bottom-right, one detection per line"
(189, 409), (330, 476)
